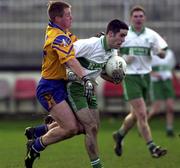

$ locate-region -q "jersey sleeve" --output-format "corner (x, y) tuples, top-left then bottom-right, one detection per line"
(153, 31), (168, 50)
(52, 34), (75, 64)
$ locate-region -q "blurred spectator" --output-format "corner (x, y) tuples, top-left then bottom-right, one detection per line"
(148, 43), (176, 137)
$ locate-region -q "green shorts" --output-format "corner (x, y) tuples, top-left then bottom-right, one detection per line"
(123, 74), (150, 101)
(150, 79), (175, 101)
(67, 82), (97, 112)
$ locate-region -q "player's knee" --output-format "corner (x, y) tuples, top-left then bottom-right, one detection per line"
(65, 125), (79, 136)
(167, 104), (174, 112)
(68, 127), (79, 136)
(77, 123), (85, 135)
(91, 124), (98, 133)
(137, 111), (147, 122)
(92, 125), (98, 135)
(85, 123), (98, 135)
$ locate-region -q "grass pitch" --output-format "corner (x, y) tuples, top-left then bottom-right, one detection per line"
(0, 116), (180, 168)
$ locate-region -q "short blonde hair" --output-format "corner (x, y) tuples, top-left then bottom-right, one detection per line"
(130, 5), (145, 16)
(47, 1), (71, 21)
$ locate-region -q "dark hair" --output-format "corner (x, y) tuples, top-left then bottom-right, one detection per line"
(130, 5), (145, 16)
(106, 19), (129, 34)
(47, 1), (71, 21)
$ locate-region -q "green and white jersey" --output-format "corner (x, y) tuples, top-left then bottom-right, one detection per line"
(151, 49), (176, 81)
(120, 26), (168, 75)
(73, 36), (116, 79)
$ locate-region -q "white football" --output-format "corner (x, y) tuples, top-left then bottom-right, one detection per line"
(105, 56), (127, 77)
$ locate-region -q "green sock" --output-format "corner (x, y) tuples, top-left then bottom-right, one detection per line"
(91, 158), (103, 168)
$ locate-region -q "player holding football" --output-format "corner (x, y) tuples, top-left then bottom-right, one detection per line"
(24, 15), (129, 168)
(113, 5), (168, 158)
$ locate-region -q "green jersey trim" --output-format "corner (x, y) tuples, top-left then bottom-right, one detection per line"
(130, 26), (145, 36)
(77, 57), (106, 70)
(120, 47), (151, 56)
(152, 65), (171, 71)
(101, 36), (112, 52)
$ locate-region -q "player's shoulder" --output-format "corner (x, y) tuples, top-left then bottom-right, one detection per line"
(87, 37), (102, 48)
(75, 36), (100, 45)
(145, 27), (159, 35)
(53, 32), (72, 47)
(82, 36), (100, 42)
(88, 36), (100, 44)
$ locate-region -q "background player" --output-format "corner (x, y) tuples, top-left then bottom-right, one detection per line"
(113, 5), (168, 158)
(148, 43), (176, 137)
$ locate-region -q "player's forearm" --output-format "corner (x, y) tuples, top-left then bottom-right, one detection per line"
(66, 58), (86, 78)
(100, 72), (115, 83)
(157, 50), (166, 58)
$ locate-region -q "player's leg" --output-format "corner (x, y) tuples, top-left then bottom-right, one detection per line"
(24, 121), (57, 140)
(44, 115), (55, 124)
(164, 79), (175, 136)
(113, 108), (136, 156)
(148, 80), (164, 120)
(148, 100), (163, 120)
(41, 101), (80, 144)
(25, 124), (48, 140)
(131, 98), (152, 141)
(113, 98), (161, 158)
(68, 82), (103, 168)
(25, 114), (84, 140)
(112, 75), (141, 157)
(89, 109), (103, 168)
(25, 80), (81, 168)
(25, 100), (81, 168)
(113, 75), (167, 158)
(130, 97), (167, 158)
(90, 108), (100, 130)
(76, 108), (103, 168)
(166, 98), (174, 136)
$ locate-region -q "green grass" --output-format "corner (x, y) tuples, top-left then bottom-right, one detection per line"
(0, 117), (180, 168)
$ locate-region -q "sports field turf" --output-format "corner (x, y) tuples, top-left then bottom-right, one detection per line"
(0, 116), (180, 168)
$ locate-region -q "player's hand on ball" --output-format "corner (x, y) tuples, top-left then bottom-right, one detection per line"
(82, 76), (94, 101)
(112, 69), (125, 84)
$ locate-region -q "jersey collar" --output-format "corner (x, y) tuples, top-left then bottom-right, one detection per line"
(48, 20), (65, 33)
(101, 36), (111, 52)
(130, 25), (145, 36)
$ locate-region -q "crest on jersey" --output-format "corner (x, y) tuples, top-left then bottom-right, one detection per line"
(53, 35), (71, 47)
(144, 38), (149, 45)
